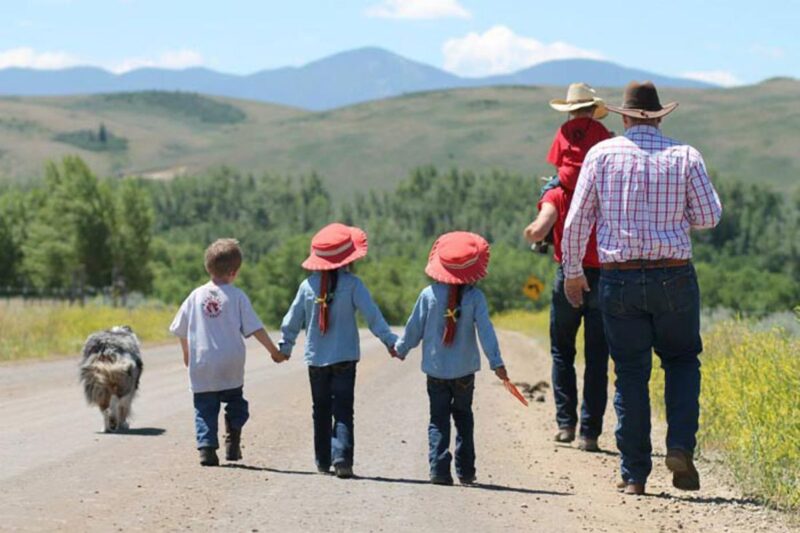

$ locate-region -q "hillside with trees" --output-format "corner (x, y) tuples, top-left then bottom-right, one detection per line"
(1, 158), (797, 324)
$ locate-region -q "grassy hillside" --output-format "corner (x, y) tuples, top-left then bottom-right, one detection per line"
(0, 80), (797, 196)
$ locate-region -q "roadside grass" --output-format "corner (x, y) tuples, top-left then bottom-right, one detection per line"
(694, 321), (800, 510)
(494, 309), (800, 510)
(0, 301), (175, 362)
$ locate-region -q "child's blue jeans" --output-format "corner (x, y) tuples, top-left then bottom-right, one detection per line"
(308, 361), (357, 469)
(193, 386), (249, 449)
(427, 374), (475, 481)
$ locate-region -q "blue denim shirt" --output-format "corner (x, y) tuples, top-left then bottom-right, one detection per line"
(279, 271), (398, 367)
(395, 284), (505, 379)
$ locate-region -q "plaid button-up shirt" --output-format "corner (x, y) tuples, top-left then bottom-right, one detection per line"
(562, 125), (722, 279)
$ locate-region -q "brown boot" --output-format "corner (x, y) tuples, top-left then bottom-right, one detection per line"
(224, 419), (242, 461)
(199, 447), (219, 467)
(665, 449), (700, 491)
(616, 479), (645, 495)
(578, 436), (599, 452)
(554, 427), (576, 443)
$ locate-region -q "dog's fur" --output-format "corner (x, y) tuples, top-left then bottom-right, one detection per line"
(79, 326), (143, 432)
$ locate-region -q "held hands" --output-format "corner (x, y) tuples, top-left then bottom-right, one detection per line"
(494, 366), (508, 381)
(564, 275), (590, 308)
(270, 348), (289, 363)
(387, 345), (403, 360)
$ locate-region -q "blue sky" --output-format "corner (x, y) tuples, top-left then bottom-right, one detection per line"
(1, 0), (796, 85)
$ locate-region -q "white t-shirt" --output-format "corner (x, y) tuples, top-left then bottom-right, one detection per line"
(170, 282), (264, 393)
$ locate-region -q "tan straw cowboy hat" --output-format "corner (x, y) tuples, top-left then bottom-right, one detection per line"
(549, 82), (608, 119)
(606, 81), (679, 119)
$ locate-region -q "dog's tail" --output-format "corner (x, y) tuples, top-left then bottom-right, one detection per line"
(80, 353), (139, 406)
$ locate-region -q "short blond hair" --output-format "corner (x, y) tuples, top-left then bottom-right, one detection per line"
(204, 238), (242, 277)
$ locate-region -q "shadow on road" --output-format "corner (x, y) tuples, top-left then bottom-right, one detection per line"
(650, 492), (762, 506)
(222, 464), (318, 475)
(357, 475), (571, 496)
(96, 427), (166, 436)
(224, 464), (572, 497)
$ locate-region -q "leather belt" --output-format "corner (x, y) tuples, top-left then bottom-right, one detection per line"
(601, 259), (690, 271)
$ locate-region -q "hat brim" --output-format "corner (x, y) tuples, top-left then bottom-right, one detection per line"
(425, 242), (490, 285)
(606, 101), (679, 119)
(550, 98), (607, 119)
(301, 227), (368, 271)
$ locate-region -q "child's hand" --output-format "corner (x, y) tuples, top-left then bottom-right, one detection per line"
(387, 346), (401, 359)
(271, 350), (289, 363)
(494, 366), (508, 381)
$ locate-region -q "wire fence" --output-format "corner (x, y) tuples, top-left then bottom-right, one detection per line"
(0, 286), (125, 307)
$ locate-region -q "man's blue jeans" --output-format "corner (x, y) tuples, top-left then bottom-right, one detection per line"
(599, 264), (703, 485)
(551, 266), (609, 438)
(427, 374), (476, 481)
(193, 386), (249, 449)
(308, 361), (357, 469)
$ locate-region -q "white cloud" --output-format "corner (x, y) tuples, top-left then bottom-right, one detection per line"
(366, 0), (471, 19)
(682, 70), (742, 87)
(111, 49), (205, 73)
(750, 44), (785, 60)
(0, 47), (205, 73)
(443, 26), (603, 77)
(0, 47), (81, 69)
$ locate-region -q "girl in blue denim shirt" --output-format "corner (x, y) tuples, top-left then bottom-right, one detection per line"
(394, 231), (509, 486)
(277, 223), (398, 478)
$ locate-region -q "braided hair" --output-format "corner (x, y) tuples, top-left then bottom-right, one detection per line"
(442, 284), (465, 346)
(316, 269), (339, 334)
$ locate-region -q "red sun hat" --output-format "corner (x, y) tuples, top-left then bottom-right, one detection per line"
(302, 223), (368, 271)
(425, 231), (490, 285)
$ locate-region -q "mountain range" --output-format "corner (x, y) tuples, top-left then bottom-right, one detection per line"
(1, 79), (798, 194)
(0, 47), (714, 110)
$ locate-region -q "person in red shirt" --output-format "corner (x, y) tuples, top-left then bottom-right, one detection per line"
(524, 82), (612, 452)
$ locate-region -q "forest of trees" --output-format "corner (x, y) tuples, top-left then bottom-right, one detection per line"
(0, 158), (798, 324)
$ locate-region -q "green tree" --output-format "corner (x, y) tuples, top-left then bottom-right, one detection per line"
(21, 157), (116, 291)
(113, 179), (155, 294)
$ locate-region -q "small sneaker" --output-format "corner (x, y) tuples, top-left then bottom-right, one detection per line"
(198, 447), (219, 467)
(430, 475), (454, 486)
(317, 465), (332, 475)
(458, 476), (476, 486)
(665, 449), (700, 491)
(554, 427), (576, 443)
(334, 464), (354, 479)
(224, 428), (242, 461)
(578, 436), (600, 452)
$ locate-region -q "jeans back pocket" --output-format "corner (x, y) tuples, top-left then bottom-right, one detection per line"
(599, 276), (626, 316)
(661, 271), (699, 313)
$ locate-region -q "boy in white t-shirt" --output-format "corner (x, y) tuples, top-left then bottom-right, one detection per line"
(170, 238), (283, 466)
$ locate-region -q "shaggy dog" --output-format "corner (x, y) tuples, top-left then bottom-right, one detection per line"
(79, 326), (143, 432)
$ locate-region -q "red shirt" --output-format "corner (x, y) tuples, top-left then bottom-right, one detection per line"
(547, 117), (612, 190)
(538, 185), (601, 268)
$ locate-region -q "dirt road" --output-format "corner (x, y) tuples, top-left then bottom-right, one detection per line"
(0, 331), (793, 532)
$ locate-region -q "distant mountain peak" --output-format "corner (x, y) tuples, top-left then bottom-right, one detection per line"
(0, 47), (721, 109)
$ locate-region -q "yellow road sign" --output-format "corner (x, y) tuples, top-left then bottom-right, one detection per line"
(523, 275), (545, 301)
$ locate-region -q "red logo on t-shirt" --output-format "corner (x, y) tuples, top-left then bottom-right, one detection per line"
(202, 293), (223, 318)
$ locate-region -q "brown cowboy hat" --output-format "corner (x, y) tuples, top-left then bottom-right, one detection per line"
(606, 81), (678, 119)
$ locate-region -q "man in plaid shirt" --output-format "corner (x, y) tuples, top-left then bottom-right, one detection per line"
(562, 81), (722, 496)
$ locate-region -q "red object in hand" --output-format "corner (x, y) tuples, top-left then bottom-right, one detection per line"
(503, 379), (529, 407)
